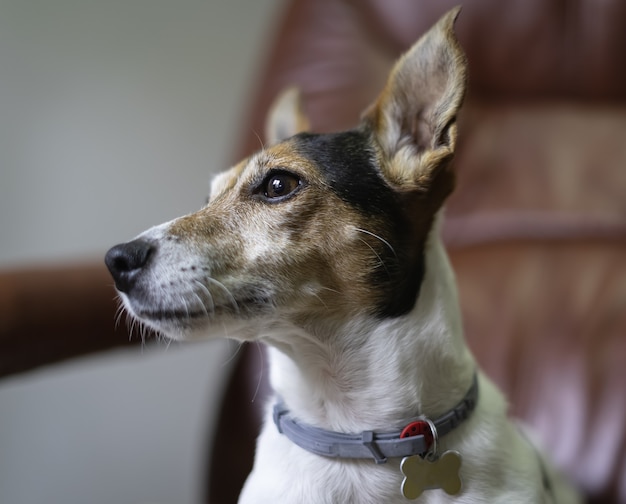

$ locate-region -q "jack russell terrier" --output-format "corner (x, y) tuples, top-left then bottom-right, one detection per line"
(105, 8), (580, 503)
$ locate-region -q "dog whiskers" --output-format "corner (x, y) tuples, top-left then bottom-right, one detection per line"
(317, 285), (341, 295)
(139, 320), (148, 348)
(310, 291), (328, 308)
(194, 280), (216, 314)
(114, 298), (126, 330)
(164, 334), (173, 351)
(178, 292), (191, 319)
(127, 315), (137, 340)
(126, 315), (146, 351)
(206, 276), (239, 313)
(251, 128), (267, 153)
(191, 291), (210, 318)
(356, 237), (390, 277)
(354, 227), (397, 257)
(221, 339), (244, 368)
(251, 341), (265, 404)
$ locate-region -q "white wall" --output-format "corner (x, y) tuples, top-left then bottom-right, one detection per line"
(0, 1), (284, 502)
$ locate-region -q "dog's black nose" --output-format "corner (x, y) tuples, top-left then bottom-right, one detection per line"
(105, 239), (155, 293)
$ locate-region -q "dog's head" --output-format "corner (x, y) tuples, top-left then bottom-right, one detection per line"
(105, 8), (467, 341)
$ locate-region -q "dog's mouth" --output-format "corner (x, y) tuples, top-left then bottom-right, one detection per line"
(124, 290), (274, 335)
(136, 308), (208, 322)
(136, 298), (269, 322)
(114, 298), (268, 342)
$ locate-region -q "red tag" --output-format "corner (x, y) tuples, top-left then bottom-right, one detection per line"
(400, 420), (434, 450)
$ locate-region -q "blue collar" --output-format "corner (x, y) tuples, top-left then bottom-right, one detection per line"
(273, 373), (478, 464)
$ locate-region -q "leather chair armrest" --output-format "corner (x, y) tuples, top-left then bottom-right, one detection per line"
(0, 262), (135, 378)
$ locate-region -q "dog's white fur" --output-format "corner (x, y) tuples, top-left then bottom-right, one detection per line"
(238, 222), (577, 504)
(109, 8), (581, 503)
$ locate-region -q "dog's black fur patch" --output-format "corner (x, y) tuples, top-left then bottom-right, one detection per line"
(292, 130), (424, 318)
(292, 130), (395, 217)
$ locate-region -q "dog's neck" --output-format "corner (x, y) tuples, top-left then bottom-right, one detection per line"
(262, 220), (476, 434)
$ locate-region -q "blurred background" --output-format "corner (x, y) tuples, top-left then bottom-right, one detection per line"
(0, 1), (284, 503)
(1, 1), (625, 503)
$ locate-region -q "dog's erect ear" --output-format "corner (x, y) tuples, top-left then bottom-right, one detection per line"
(265, 87), (311, 145)
(363, 7), (467, 189)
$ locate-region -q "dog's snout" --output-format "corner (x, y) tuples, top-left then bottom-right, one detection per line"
(105, 239), (155, 293)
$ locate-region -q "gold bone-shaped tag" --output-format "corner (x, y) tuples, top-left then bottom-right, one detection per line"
(400, 450), (463, 500)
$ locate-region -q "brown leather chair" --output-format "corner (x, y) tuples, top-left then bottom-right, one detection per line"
(210, 1), (626, 503)
(2, 1), (625, 503)
(0, 263), (134, 376)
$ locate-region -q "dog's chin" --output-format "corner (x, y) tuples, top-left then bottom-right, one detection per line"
(153, 317), (260, 342)
(120, 297), (270, 342)
(141, 315), (208, 342)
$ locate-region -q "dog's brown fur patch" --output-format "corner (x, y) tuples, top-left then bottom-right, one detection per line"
(169, 137), (411, 320)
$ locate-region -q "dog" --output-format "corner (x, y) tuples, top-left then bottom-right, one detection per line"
(105, 8), (580, 503)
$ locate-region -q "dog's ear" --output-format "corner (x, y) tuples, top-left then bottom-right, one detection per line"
(265, 87), (311, 145)
(362, 7), (466, 189)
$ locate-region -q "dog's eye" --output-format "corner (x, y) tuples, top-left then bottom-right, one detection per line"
(262, 172), (301, 201)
